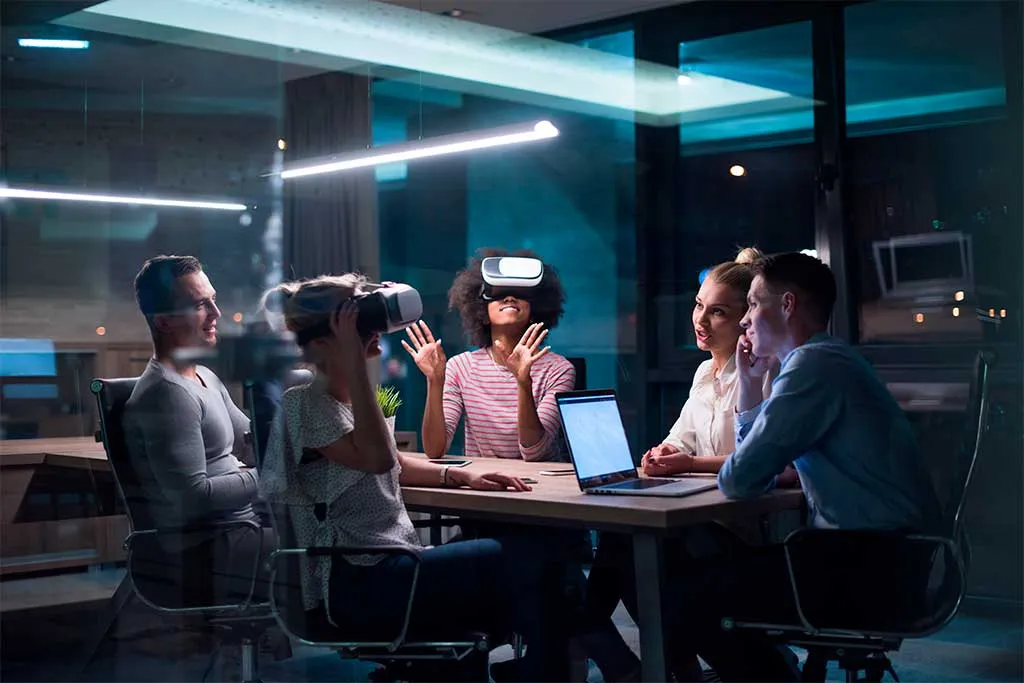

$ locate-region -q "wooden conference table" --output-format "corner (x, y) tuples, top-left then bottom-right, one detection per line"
(402, 456), (805, 683)
(0, 439), (805, 680)
(0, 437), (121, 577)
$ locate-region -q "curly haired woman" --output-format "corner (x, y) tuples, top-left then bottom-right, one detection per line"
(403, 248), (576, 461)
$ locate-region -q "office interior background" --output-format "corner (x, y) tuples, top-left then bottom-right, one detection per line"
(0, 0), (1021, 681)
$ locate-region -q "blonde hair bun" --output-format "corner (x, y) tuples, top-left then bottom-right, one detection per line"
(257, 273), (367, 342)
(734, 246), (764, 266)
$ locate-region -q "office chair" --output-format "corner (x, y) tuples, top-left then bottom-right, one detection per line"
(567, 356), (587, 391)
(722, 351), (995, 682)
(243, 378), (493, 681)
(243, 368), (314, 469)
(265, 502), (490, 682)
(91, 377), (275, 683)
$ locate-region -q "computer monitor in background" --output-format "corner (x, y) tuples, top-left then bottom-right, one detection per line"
(0, 340), (98, 439)
(0, 338), (57, 377)
(872, 231), (974, 303)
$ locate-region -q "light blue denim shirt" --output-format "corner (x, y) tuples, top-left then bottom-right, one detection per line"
(718, 334), (941, 531)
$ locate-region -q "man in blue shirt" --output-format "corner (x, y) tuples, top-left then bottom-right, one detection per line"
(665, 253), (942, 681)
(720, 252), (941, 530)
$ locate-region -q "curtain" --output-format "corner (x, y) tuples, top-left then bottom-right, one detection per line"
(282, 72), (379, 280)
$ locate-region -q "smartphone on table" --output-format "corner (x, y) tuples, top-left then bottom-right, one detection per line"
(427, 458), (472, 467)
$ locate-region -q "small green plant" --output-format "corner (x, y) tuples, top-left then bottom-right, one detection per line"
(376, 385), (403, 418)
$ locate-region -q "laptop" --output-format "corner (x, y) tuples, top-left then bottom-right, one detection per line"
(555, 390), (719, 498)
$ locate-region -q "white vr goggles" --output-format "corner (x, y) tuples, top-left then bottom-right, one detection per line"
(480, 257), (544, 300)
(295, 281), (423, 345)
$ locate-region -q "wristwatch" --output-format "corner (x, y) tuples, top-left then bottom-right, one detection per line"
(440, 464), (450, 487)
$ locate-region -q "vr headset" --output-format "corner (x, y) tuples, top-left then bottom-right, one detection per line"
(480, 256), (544, 301)
(294, 282), (423, 346)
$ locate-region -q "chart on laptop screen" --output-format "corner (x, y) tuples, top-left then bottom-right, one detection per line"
(558, 396), (633, 480)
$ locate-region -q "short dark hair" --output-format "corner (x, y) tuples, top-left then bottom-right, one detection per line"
(753, 252), (836, 327)
(134, 255), (203, 324)
(448, 248), (566, 348)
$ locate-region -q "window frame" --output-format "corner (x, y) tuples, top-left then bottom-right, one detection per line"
(625, 0), (1021, 447)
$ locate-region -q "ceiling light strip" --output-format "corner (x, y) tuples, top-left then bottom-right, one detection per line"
(0, 188), (247, 211)
(281, 120), (559, 180)
(17, 38), (91, 49)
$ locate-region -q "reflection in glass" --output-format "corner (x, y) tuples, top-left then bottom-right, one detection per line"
(374, 28), (639, 447)
(670, 21), (816, 353)
(846, 0), (1017, 344)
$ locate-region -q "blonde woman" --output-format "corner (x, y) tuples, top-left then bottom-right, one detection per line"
(642, 247), (778, 476)
(580, 248), (793, 682)
(258, 274), (570, 682)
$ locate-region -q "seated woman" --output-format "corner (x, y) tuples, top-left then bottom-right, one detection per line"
(579, 248), (793, 682)
(258, 274), (571, 681)
(641, 247), (777, 478)
(402, 249), (575, 461)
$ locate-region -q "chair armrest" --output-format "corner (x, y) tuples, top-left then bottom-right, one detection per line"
(411, 518), (463, 530)
(302, 545), (423, 559)
(267, 545), (423, 651)
(127, 518), (264, 542)
(780, 528), (965, 637)
(126, 519), (266, 611)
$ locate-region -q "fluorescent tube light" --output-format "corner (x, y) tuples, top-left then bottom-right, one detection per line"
(18, 38), (90, 49)
(281, 120), (559, 180)
(0, 188), (247, 211)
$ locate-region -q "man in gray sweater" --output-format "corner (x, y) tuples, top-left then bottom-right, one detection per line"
(123, 255), (272, 605)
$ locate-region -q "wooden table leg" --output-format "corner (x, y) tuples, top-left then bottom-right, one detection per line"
(633, 532), (668, 682)
(429, 512), (443, 547)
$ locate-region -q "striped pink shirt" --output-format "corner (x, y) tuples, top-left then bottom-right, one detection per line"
(443, 349), (576, 461)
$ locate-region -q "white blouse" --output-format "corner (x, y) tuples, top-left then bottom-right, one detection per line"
(662, 354), (777, 458)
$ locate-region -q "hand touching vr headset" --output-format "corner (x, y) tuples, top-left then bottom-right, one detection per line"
(404, 256), (548, 382)
(294, 281), (423, 346)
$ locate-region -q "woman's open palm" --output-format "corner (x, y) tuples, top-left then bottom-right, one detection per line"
(499, 323), (550, 384)
(402, 321), (447, 382)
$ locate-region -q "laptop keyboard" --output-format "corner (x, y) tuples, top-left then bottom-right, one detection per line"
(606, 478), (671, 490)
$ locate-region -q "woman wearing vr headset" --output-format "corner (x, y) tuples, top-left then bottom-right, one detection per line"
(402, 249), (576, 462)
(405, 251), (608, 681)
(258, 274), (572, 682)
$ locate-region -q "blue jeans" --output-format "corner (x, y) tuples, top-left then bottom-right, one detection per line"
(329, 536), (570, 681)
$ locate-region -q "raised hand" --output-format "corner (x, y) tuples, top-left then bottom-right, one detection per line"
(402, 321), (447, 383)
(498, 323), (550, 385)
(323, 300), (369, 378)
(736, 332), (774, 382)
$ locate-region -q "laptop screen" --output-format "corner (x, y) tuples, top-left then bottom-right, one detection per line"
(556, 391), (637, 487)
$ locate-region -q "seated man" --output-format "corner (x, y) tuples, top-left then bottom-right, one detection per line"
(659, 253), (943, 681)
(123, 255), (273, 606)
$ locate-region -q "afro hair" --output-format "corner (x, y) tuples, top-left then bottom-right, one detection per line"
(448, 248), (566, 348)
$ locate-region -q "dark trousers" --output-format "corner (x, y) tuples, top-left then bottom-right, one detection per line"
(586, 525), (748, 622)
(599, 530), (934, 682)
(583, 526), (751, 678)
(132, 525), (276, 609)
(329, 535), (571, 682)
